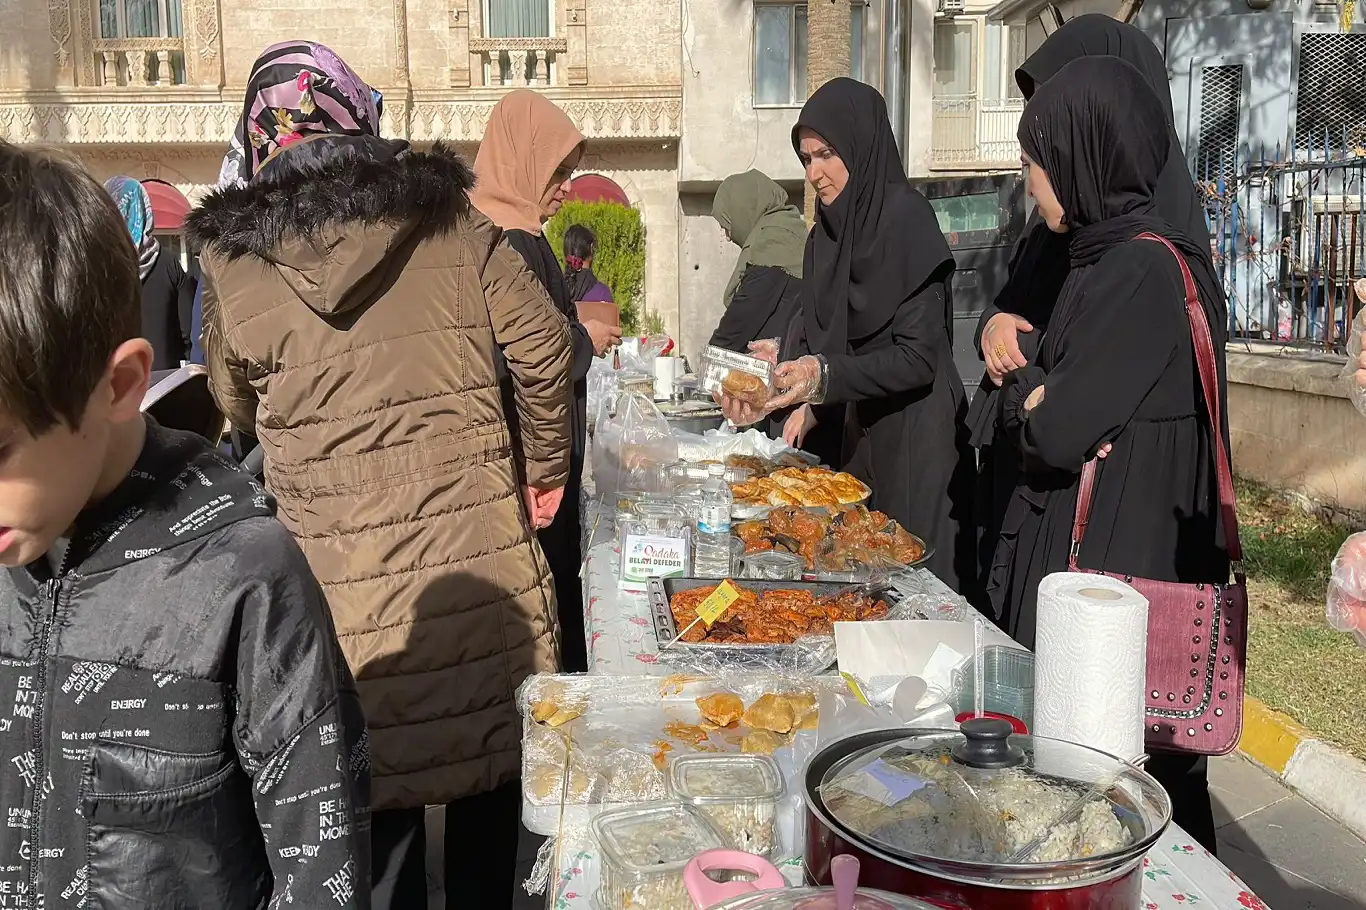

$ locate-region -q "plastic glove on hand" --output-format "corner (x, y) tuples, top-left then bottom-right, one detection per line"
(767, 356), (823, 411)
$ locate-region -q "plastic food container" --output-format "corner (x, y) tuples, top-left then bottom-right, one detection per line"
(951, 646), (1036, 727)
(618, 503), (693, 593)
(661, 461), (753, 487)
(593, 803), (726, 910)
(668, 754), (785, 856)
(739, 550), (807, 581)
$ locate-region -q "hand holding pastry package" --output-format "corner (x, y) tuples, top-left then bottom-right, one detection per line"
(699, 342), (778, 412)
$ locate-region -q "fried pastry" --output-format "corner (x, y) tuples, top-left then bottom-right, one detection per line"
(742, 693), (799, 734)
(696, 692), (745, 728)
(741, 730), (786, 755)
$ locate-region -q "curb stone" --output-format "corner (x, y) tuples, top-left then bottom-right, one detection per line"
(1237, 696), (1366, 841)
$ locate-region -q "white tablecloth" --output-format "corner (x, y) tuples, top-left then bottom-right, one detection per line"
(541, 535), (1271, 910)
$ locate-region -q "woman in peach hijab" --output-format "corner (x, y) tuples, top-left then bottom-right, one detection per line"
(472, 90), (620, 674)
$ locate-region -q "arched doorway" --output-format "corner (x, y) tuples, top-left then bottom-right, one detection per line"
(566, 173), (630, 207)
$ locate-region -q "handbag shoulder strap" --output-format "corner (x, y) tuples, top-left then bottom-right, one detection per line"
(1069, 232), (1244, 571)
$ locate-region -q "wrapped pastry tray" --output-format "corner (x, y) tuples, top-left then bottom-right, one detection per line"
(647, 578), (899, 658)
(517, 672), (847, 838)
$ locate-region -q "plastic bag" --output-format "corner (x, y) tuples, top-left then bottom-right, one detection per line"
(672, 427), (816, 465)
(586, 355), (619, 431)
(592, 391), (678, 499)
(1327, 531), (1366, 648)
(699, 342), (779, 412)
(618, 333), (674, 376)
(1342, 285), (1366, 417)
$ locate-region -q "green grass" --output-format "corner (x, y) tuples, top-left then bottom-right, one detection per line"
(1236, 479), (1366, 761)
(1238, 480), (1354, 601)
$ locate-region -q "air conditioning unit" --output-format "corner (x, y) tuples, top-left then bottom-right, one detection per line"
(938, 0), (965, 16)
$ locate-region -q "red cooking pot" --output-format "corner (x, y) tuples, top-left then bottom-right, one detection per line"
(803, 719), (1171, 910)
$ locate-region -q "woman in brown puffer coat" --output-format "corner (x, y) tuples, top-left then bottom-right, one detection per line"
(187, 41), (573, 910)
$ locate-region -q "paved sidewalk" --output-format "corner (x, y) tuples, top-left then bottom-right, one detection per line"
(1209, 754), (1366, 909)
(425, 754), (1366, 909)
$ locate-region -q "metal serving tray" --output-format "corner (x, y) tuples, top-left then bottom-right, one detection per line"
(647, 577), (896, 656)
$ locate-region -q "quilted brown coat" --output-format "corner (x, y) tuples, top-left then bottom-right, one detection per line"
(186, 139), (571, 810)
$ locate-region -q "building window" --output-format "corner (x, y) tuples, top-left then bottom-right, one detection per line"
(96, 0), (185, 84)
(1295, 32), (1366, 153)
(1196, 64), (1244, 179)
(753, 2), (872, 107)
(485, 0), (551, 37)
(933, 20), (977, 97)
(98, 0), (182, 39)
(483, 0), (555, 84)
(1006, 24), (1027, 99)
(755, 3), (808, 106)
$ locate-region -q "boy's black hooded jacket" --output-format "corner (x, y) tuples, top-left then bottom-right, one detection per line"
(0, 420), (370, 909)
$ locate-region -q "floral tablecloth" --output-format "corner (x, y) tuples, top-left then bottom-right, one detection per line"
(543, 830), (1269, 909)
(547, 533), (1269, 909)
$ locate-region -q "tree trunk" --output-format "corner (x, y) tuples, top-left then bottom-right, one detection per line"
(803, 0), (851, 222)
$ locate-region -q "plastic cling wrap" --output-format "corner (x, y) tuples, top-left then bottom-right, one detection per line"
(1327, 531), (1366, 648)
(516, 673), (842, 840)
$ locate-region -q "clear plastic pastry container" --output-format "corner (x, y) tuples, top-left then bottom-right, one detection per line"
(738, 550), (807, 581)
(660, 461), (753, 487)
(667, 754), (785, 856)
(593, 803), (726, 910)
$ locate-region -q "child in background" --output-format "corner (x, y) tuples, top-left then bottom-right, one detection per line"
(0, 143), (370, 908)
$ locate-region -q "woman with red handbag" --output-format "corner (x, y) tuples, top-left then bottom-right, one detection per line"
(987, 56), (1238, 852)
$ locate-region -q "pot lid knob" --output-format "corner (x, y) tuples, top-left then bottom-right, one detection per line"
(830, 854), (860, 910)
(952, 717), (1025, 769)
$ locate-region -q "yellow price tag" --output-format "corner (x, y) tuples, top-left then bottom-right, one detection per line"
(841, 672), (871, 706)
(696, 580), (742, 627)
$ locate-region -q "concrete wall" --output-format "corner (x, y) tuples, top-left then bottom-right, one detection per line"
(676, 185), (805, 370)
(1227, 348), (1366, 519)
(678, 0), (805, 187)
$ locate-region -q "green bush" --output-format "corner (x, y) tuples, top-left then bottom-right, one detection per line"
(545, 200), (646, 334)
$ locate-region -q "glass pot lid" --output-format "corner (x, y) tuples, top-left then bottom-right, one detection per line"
(816, 719), (1171, 870)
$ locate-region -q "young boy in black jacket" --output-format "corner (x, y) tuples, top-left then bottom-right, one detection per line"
(0, 144), (371, 907)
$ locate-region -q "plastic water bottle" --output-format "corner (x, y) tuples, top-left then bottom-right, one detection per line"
(694, 464), (734, 577)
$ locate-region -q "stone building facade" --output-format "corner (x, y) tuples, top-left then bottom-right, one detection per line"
(0, 0), (685, 330)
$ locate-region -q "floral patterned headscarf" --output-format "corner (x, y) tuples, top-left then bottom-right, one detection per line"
(234, 41), (380, 182)
(104, 176), (160, 281)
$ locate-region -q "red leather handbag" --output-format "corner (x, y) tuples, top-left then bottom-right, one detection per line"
(1069, 232), (1248, 757)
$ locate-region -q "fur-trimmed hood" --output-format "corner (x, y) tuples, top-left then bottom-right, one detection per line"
(186, 139), (476, 315)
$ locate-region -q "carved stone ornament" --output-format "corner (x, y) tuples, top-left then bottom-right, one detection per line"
(406, 95), (682, 142)
(48, 0), (73, 71)
(0, 93), (681, 146)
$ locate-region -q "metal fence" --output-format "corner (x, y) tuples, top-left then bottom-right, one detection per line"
(1196, 133), (1366, 352)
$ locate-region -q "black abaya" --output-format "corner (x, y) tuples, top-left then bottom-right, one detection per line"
(505, 229), (592, 673)
(969, 13), (1220, 603)
(989, 55), (1231, 852)
(791, 79), (976, 593)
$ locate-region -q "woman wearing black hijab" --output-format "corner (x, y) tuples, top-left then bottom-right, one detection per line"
(991, 55), (1231, 852)
(721, 78), (976, 593)
(968, 14), (1218, 599)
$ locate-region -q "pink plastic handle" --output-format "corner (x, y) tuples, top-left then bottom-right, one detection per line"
(830, 855), (859, 910)
(684, 849), (786, 909)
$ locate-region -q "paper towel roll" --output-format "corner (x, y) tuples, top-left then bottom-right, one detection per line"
(1034, 572), (1149, 761)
